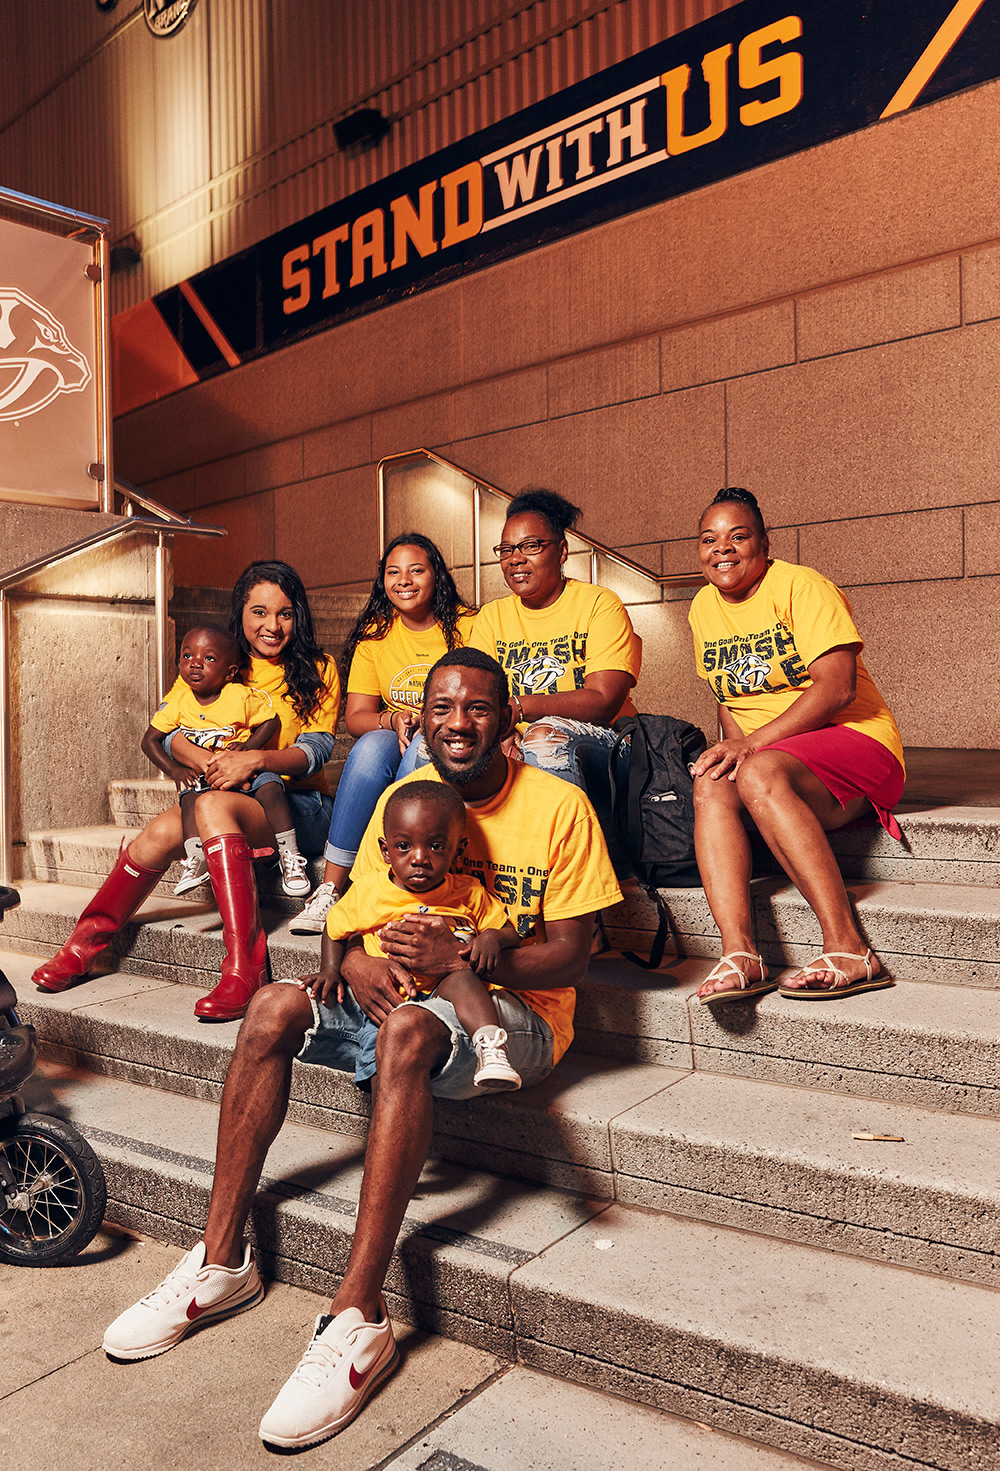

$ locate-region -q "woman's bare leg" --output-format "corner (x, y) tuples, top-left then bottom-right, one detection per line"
(693, 773), (766, 999)
(191, 791), (277, 847)
(128, 805), (186, 867)
(735, 750), (877, 989)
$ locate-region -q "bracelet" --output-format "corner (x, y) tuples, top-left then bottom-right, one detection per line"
(511, 694), (524, 723)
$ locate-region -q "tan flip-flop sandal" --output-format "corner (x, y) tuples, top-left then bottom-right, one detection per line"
(697, 951), (775, 1005)
(778, 949), (894, 1000)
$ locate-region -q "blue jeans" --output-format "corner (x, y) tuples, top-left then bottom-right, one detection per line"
(324, 729), (424, 868)
(521, 718), (630, 876)
(249, 772), (332, 857)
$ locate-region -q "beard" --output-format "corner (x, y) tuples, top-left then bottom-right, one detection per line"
(425, 741), (497, 789)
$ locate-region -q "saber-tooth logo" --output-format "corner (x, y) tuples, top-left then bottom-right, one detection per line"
(0, 289), (92, 422)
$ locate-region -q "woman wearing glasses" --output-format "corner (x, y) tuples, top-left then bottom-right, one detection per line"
(469, 489), (641, 847)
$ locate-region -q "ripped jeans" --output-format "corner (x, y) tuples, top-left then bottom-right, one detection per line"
(521, 717), (630, 875)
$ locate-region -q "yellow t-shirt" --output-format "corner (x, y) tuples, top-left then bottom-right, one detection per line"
(688, 559), (904, 769)
(347, 613), (475, 715)
(150, 679), (274, 750)
(248, 655), (342, 793)
(353, 762), (623, 1063)
(326, 868), (510, 995)
(470, 579), (642, 720)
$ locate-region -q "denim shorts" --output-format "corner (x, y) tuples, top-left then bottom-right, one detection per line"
(283, 980), (555, 1100)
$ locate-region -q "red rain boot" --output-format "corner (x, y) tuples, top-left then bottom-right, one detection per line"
(194, 833), (272, 1021)
(32, 846), (165, 992)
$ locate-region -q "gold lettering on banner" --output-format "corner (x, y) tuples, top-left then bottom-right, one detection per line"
(663, 43), (733, 155)
(313, 225), (350, 298)
(739, 17), (804, 126)
(281, 245), (311, 314)
(390, 184), (439, 268)
(350, 210), (388, 287)
(441, 162), (484, 247)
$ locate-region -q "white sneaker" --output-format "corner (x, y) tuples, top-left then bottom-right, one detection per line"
(103, 1240), (262, 1361)
(288, 880), (339, 933)
(278, 846), (311, 897)
(174, 851), (209, 896)
(258, 1299), (399, 1448)
(472, 1025), (521, 1092)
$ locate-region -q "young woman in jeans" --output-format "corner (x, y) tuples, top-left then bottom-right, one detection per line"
(291, 533), (471, 933)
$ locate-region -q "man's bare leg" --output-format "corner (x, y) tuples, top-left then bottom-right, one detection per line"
(328, 1005), (450, 1320)
(202, 984), (313, 1267)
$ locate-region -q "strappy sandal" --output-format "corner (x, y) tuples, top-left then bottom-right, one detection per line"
(697, 951), (775, 1005)
(778, 948), (894, 1000)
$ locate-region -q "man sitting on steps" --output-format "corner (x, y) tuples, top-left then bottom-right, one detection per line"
(103, 647), (622, 1450)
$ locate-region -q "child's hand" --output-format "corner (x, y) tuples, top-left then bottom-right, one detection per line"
(467, 930), (501, 978)
(296, 972), (345, 1006)
(173, 768), (203, 792)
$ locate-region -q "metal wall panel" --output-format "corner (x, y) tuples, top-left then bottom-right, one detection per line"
(0, 0), (740, 313)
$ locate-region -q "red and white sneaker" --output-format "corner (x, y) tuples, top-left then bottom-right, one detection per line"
(258, 1298), (399, 1448)
(102, 1241), (263, 1361)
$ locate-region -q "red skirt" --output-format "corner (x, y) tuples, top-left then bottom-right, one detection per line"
(758, 726), (905, 841)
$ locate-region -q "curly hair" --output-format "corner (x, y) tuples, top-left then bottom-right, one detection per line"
(341, 533), (469, 679)
(229, 560), (330, 723)
(702, 487), (767, 538)
(504, 488), (582, 539)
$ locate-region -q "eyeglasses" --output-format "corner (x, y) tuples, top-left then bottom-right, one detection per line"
(493, 537), (557, 560)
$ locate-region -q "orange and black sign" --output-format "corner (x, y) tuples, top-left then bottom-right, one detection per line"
(115, 0), (1000, 413)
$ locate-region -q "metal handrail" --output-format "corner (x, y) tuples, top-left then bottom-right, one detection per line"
(0, 508), (226, 886)
(115, 476), (199, 525)
(376, 448), (704, 606)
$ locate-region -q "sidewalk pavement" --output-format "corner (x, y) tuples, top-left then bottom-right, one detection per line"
(1, 1228), (824, 1471)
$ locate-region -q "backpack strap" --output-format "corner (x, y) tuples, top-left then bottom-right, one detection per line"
(622, 885), (676, 971)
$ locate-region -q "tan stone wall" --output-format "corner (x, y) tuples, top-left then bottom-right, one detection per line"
(117, 80), (1000, 749)
(1, 506), (163, 876)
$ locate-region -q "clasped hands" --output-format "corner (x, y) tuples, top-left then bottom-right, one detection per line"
(297, 913), (497, 1020)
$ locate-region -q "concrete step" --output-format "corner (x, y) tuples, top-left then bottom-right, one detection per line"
(27, 827), (328, 914)
(604, 874), (1000, 987)
(32, 1061), (1000, 1469)
(25, 822), (1000, 983)
(11, 955), (1000, 1290)
(827, 804), (1000, 884)
(4, 884), (1000, 1118)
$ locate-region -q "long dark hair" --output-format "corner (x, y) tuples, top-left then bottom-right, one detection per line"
(341, 533), (468, 678)
(229, 560), (330, 722)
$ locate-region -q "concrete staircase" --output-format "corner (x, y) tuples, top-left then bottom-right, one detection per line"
(2, 757), (1000, 1469)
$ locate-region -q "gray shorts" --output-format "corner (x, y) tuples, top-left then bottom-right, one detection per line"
(282, 980), (556, 1100)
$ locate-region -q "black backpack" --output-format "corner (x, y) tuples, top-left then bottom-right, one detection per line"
(609, 714), (707, 969)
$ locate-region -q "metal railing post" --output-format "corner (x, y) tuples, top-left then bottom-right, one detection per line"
(154, 531), (170, 707)
(473, 486), (481, 608)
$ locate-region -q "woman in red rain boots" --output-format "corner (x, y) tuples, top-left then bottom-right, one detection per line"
(32, 561), (340, 1021)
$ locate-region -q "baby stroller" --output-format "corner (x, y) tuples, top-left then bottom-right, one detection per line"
(0, 886), (107, 1264)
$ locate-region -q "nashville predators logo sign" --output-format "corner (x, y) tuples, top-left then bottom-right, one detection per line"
(0, 289), (92, 422)
(512, 654), (565, 695)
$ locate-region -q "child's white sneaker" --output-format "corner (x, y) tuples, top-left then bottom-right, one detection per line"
(174, 851), (209, 896)
(472, 1026), (521, 1092)
(278, 847), (311, 897)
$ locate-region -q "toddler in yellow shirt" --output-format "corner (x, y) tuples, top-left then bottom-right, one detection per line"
(305, 781), (522, 1091)
(142, 625), (309, 899)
